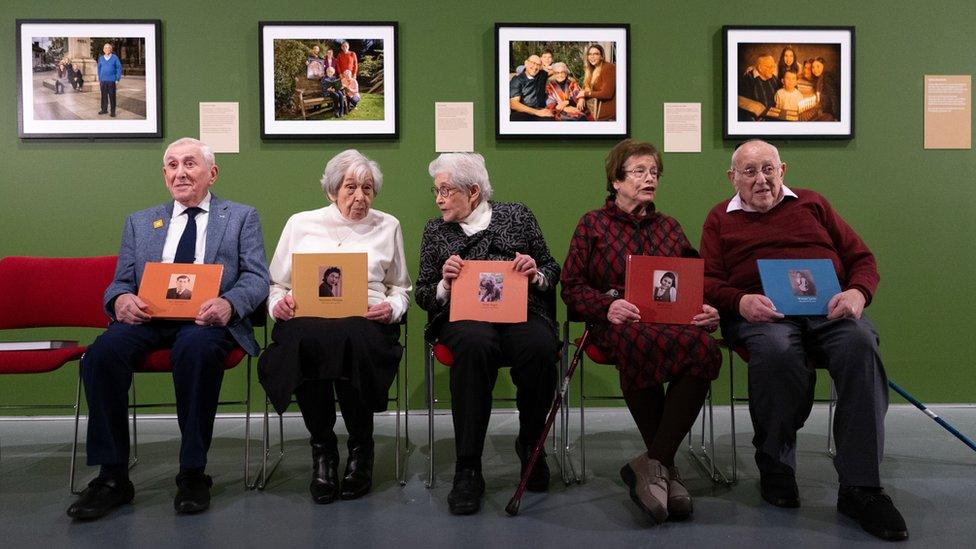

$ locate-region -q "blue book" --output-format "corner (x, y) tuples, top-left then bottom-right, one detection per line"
(757, 259), (842, 316)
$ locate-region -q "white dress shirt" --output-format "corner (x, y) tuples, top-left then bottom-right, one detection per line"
(726, 184), (798, 213)
(161, 192), (211, 263)
(267, 204), (412, 323)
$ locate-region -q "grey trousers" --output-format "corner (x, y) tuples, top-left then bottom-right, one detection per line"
(723, 315), (888, 487)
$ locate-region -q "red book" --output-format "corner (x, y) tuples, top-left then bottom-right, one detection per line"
(624, 255), (703, 325)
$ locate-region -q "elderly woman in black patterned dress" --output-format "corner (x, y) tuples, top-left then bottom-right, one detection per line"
(415, 153), (560, 516)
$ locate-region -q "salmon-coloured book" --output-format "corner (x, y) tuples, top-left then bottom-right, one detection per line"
(138, 262), (223, 320)
(624, 255), (703, 325)
(292, 253), (368, 318)
(450, 260), (528, 323)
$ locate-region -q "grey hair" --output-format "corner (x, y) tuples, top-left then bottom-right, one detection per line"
(427, 153), (493, 204)
(320, 149), (384, 197)
(730, 139), (780, 170)
(550, 61), (569, 73)
(164, 137), (215, 168)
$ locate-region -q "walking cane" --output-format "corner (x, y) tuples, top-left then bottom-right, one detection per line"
(506, 329), (591, 516)
(888, 380), (976, 453)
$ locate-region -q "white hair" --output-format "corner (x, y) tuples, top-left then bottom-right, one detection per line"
(550, 61), (569, 73)
(427, 153), (493, 204)
(320, 149), (384, 197)
(164, 137), (215, 168)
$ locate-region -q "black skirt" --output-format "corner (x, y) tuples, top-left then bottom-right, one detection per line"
(258, 316), (402, 415)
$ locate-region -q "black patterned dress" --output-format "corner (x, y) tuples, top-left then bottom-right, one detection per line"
(415, 201), (560, 335)
(561, 200), (721, 392)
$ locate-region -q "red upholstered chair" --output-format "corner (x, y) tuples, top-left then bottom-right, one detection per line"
(724, 340), (836, 484)
(562, 317), (728, 485)
(0, 256), (116, 460)
(252, 316), (410, 491)
(69, 295), (267, 494)
(423, 333), (568, 488)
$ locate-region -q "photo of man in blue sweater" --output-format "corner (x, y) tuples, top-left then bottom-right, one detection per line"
(97, 42), (122, 117)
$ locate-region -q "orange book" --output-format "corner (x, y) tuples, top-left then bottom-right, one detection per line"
(137, 262), (224, 320)
(292, 253), (368, 318)
(449, 260), (528, 323)
(624, 255), (703, 325)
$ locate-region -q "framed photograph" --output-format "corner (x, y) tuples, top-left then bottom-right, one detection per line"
(623, 256), (703, 325)
(495, 23), (629, 139)
(723, 26), (854, 140)
(291, 252), (368, 318)
(137, 263), (223, 320)
(259, 21), (398, 139)
(16, 19), (162, 139)
(450, 260), (528, 323)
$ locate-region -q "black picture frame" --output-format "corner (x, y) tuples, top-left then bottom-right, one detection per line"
(259, 21), (399, 140)
(16, 19), (163, 139)
(723, 26), (855, 140)
(495, 23), (630, 139)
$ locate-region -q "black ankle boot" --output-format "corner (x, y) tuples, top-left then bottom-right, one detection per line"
(310, 442), (340, 504)
(340, 441), (374, 500)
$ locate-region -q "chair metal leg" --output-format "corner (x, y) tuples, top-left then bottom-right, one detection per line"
(69, 368), (84, 495)
(686, 385), (733, 485)
(243, 357), (255, 489)
(827, 379), (837, 457)
(425, 343), (436, 489)
(579, 356), (586, 483)
(129, 380), (138, 469)
(255, 396), (285, 490)
(728, 345), (739, 484)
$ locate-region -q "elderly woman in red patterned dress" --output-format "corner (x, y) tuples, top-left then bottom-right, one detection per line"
(561, 139), (722, 525)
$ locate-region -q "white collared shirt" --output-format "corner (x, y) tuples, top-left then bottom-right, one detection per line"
(161, 192), (212, 263)
(726, 185), (798, 213)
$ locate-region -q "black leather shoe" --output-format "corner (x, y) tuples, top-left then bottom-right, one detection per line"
(515, 438), (550, 492)
(97, 110), (107, 115)
(339, 443), (374, 500)
(760, 472), (800, 508)
(66, 476), (134, 520)
(310, 443), (340, 504)
(448, 467), (485, 515)
(174, 471), (213, 514)
(838, 486), (908, 541)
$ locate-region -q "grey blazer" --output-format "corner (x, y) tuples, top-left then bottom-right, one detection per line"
(103, 194), (270, 355)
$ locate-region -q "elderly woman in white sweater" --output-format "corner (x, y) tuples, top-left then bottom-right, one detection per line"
(258, 149), (411, 504)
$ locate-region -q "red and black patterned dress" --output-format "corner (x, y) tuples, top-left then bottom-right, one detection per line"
(561, 200), (722, 392)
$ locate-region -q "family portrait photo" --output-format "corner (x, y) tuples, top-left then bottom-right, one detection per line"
(723, 26), (854, 139)
(789, 269), (817, 297)
(260, 22), (398, 139)
(16, 20), (161, 138)
(478, 273), (504, 303)
(496, 24), (629, 138)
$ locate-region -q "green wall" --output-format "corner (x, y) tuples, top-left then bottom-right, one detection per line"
(2, 0), (974, 413)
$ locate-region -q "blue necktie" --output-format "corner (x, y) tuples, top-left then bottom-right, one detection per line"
(174, 207), (202, 264)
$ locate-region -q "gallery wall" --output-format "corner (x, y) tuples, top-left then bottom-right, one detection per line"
(1, 0), (974, 412)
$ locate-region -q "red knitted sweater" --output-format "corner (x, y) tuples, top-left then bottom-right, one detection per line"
(700, 188), (878, 317)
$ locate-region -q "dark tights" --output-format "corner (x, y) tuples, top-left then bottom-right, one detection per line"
(623, 375), (710, 467)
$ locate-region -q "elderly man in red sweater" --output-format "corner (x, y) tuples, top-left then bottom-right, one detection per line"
(700, 140), (907, 542)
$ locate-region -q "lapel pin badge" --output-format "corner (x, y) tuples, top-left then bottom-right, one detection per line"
(152, 219), (164, 229)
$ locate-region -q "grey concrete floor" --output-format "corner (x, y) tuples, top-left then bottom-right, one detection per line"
(0, 404), (973, 548)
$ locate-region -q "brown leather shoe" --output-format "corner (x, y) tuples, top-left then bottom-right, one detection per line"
(667, 465), (693, 520)
(619, 454), (669, 524)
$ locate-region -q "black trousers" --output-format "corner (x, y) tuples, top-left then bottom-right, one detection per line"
(723, 315), (888, 486)
(294, 379), (374, 454)
(80, 321), (236, 470)
(438, 314), (558, 460)
(100, 81), (117, 114)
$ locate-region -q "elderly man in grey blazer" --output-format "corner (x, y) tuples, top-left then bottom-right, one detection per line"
(68, 137), (269, 521)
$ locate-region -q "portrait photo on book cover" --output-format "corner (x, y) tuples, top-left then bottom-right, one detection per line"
(318, 266), (343, 298)
(478, 273), (504, 303)
(652, 270), (677, 303)
(165, 273), (195, 300)
(789, 269), (817, 297)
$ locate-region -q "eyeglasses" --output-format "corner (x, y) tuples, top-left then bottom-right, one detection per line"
(736, 165), (779, 178)
(623, 167), (659, 179)
(430, 186), (462, 198)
